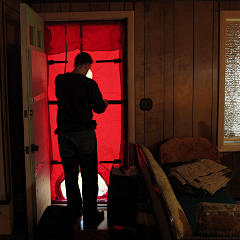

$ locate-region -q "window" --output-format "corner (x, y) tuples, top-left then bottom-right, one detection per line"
(218, 11), (240, 152)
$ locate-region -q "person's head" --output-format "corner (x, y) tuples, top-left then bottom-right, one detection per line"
(74, 52), (93, 75)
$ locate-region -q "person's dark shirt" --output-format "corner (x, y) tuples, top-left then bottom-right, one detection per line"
(55, 72), (107, 134)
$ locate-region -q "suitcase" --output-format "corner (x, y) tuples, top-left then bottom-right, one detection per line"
(107, 166), (138, 229)
(196, 202), (240, 237)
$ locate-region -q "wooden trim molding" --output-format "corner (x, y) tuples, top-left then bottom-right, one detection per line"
(40, 10), (134, 22)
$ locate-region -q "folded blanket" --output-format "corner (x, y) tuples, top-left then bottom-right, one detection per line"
(169, 159), (232, 195)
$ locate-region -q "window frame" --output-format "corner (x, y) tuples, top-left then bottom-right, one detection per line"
(218, 10), (240, 152)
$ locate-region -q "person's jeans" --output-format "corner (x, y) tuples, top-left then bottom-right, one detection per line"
(58, 130), (98, 219)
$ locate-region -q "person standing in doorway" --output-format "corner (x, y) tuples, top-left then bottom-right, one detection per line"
(55, 52), (108, 226)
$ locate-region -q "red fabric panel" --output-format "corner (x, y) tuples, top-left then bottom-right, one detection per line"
(45, 24), (81, 55)
(45, 23), (124, 54)
(94, 104), (122, 185)
(88, 50), (121, 100)
(49, 105), (60, 161)
(82, 23), (124, 51)
(46, 22), (125, 201)
(49, 104), (62, 200)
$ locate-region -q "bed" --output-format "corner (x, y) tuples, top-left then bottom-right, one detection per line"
(136, 137), (240, 240)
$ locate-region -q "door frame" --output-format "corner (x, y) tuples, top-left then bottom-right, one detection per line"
(40, 10), (135, 165)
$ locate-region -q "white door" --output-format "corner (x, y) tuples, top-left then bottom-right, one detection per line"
(20, 3), (51, 238)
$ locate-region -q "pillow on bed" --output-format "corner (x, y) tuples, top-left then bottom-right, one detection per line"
(159, 137), (220, 165)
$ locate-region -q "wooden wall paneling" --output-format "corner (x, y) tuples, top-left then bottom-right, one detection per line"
(0, 1), (12, 202)
(4, 0), (20, 12)
(211, 0), (219, 145)
(221, 152), (233, 196)
(144, 1), (164, 147)
(221, 0), (240, 10)
(163, 0), (174, 140)
(0, 0), (7, 202)
(41, 3), (67, 12)
(5, 9), (27, 221)
(31, 3), (42, 13)
(193, 0), (213, 140)
(31, 3), (60, 13)
(109, 1), (134, 11)
(124, 1), (134, 11)
(231, 152), (240, 200)
(135, 1), (145, 145)
(229, 1), (240, 9)
(67, 2), (90, 12)
(32, 2), (73, 13)
(7, 22), (17, 45)
(32, 2), (94, 14)
(89, 1), (109, 11)
(219, 0), (230, 10)
(65, 1), (74, 12)
(36, 2), (72, 12)
(109, 1), (125, 11)
(58, 2), (72, 12)
(5, 5), (20, 45)
(174, 0), (194, 137)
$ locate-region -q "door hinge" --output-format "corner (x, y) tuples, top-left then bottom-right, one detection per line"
(24, 109), (33, 118)
(24, 146), (30, 154)
(24, 144), (39, 154)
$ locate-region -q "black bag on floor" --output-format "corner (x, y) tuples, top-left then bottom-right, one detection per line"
(107, 166), (138, 229)
(36, 205), (74, 240)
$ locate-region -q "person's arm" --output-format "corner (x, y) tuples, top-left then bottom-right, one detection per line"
(90, 80), (108, 114)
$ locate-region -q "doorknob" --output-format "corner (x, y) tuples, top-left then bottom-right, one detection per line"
(31, 144), (39, 153)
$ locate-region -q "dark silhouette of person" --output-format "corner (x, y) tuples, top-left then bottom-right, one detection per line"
(55, 52), (108, 226)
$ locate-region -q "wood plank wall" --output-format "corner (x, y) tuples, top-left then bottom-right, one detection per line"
(3, 0), (240, 198)
(29, 0), (240, 199)
(1, 0), (27, 227)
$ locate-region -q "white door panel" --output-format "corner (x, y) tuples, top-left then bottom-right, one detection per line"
(20, 3), (50, 239)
